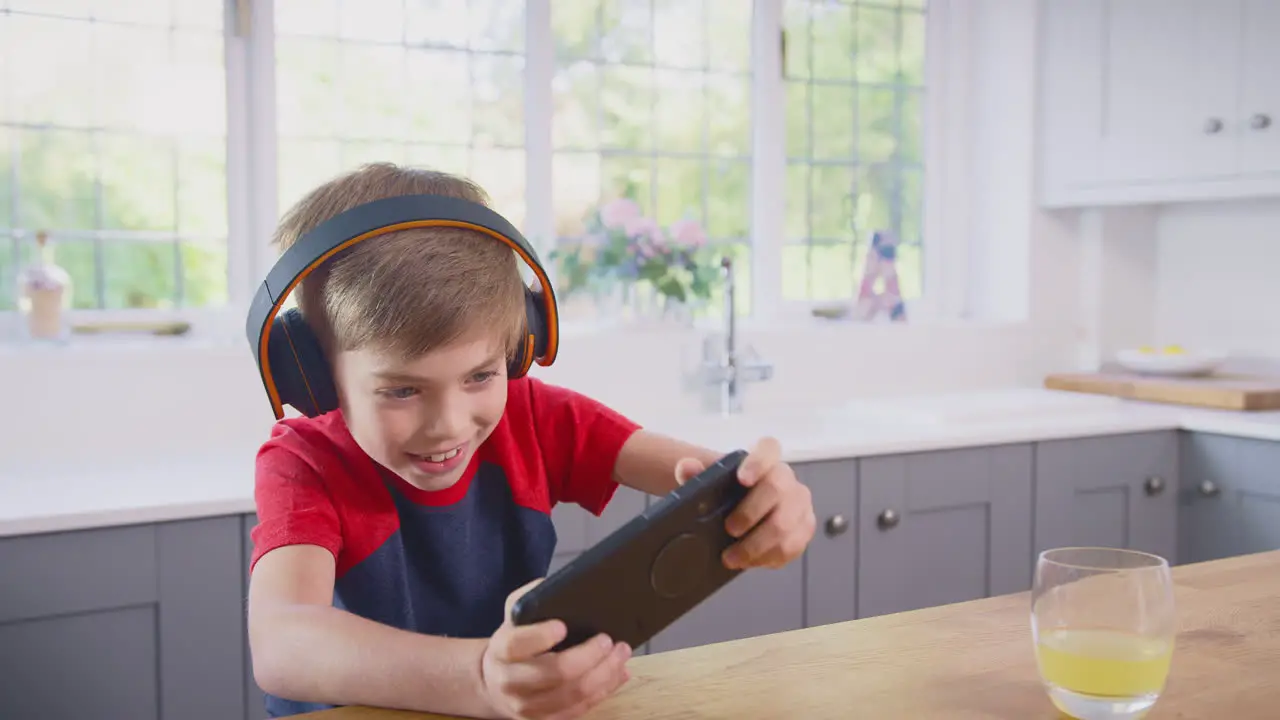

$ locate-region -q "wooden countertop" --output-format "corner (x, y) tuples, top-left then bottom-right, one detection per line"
(300, 550), (1280, 719)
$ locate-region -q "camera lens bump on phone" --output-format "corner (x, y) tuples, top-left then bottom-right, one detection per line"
(650, 532), (712, 599)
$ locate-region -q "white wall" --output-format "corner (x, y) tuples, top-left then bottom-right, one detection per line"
(1, 0), (1092, 472)
(1154, 199), (1280, 357)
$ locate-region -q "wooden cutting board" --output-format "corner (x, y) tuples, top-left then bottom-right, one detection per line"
(1044, 371), (1280, 411)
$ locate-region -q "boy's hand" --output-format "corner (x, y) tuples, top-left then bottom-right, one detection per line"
(675, 437), (816, 570)
(481, 580), (632, 720)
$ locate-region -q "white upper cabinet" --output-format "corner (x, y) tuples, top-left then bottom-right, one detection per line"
(1037, 0), (1280, 207)
(1237, 0), (1280, 176)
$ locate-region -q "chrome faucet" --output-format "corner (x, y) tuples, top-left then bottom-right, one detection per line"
(697, 255), (773, 415)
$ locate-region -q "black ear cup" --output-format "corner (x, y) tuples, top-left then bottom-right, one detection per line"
(507, 286), (550, 380)
(525, 287), (550, 360)
(268, 308), (340, 417)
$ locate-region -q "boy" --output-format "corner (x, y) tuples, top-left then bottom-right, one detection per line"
(247, 163), (816, 720)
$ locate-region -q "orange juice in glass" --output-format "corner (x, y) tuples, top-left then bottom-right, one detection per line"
(1032, 547), (1175, 719)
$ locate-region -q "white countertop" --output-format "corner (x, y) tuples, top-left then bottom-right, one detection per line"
(6, 388), (1280, 538)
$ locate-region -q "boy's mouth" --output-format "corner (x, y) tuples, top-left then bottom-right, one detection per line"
(419, 447), (461, 463)
(407, 443), (469, 475)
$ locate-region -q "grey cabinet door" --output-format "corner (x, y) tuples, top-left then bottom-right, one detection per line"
(243, 514), (268, 720)
(1179, 432), (1280, 564)
(0, 525), (161, 720)
(0, 518), (245, 720)
(798, 459), (859, 628)
(1034, 431), (1179, 563)
(157, 517), (248, 720)
(551, 485), (647, 555)
(646, 557), (804, 654)
(857, 444), (1034, 619)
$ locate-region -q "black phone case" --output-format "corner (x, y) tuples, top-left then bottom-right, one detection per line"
(510, 449), (751, 652)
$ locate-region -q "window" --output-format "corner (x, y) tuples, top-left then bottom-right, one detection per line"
(0, 0), (935, 334)
(549, 0), (753, 318)
(272, 0), (528, 229)
(782, 0), (926, 304)
(0, 2), (229, 312)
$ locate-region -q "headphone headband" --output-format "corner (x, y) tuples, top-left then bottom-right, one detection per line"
(246, 194), (560, 419)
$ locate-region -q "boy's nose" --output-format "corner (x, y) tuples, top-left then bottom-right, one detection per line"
(420, 401), (470, 440)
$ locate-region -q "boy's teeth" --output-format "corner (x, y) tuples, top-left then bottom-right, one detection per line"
(426, 448), (459, 463)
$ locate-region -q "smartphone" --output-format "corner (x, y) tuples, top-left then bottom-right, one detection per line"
(510, 449), (751, 652)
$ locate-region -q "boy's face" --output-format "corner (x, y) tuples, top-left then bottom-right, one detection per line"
(333, 330), (509, 492)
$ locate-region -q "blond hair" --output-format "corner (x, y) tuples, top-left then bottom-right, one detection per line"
(273, 163), (527, 363)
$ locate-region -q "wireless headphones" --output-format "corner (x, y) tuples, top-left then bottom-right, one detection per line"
(245, 194), (559, 420)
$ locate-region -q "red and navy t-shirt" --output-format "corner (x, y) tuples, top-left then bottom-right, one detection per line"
(249, 376), (641, 717)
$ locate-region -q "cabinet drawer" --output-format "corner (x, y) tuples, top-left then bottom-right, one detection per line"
(0, 606), (159, 720)
(0, 524), (158, 623)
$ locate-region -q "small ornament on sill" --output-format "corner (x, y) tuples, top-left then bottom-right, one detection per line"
(852, 230), (907, 323)
(16, 230), (72, 343)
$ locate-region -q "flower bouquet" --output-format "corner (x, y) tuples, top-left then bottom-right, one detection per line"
(550, 199), (726, 320)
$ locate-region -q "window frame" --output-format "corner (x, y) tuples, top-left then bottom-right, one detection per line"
(1, 0), (967, 342)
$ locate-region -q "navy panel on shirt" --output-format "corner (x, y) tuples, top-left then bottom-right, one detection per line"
(264, 462), (558, 718)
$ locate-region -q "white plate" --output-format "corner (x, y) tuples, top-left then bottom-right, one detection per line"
(1115, 349), (1225, 377)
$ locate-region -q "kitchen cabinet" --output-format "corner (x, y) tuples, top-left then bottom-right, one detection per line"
(646, 556), (804, 653)
(1178, 432), (1280, 564)
(1237, 0), (1280, 175)
(800, 459), (860, 627)
(1037, 0), (1280, 207)
(7, 427), (1278, 713)
(1034, 431), (1179, 562)
(551, 485), (649, 556)
(0, 517), (246, 720)
(856, 444), (1035, 619)
(243, 514), (268, 720)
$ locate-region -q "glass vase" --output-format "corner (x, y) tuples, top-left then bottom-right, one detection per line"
(16, 231), (72, 343)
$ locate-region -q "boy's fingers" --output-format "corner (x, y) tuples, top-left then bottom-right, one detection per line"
(504, 633), (616, 694)
(504, 577), (545, 619)
(548, 634), (620, 682)
(674, 457), (706, 486)
(493, 620), (567, 663)
(520, 640), (632, 717)
(738, 437), (782, 484)
(725, 480), (780, 538)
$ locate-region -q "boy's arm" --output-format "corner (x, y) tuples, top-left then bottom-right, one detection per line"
(611, 429), (725, 497)
(248, 544), (500, 718)
(248, 441), (504, 718)
(525, 378), (721, 506)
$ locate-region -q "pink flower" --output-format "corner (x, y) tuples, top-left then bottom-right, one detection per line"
(669, 218), (706, 247)
(598, 198), (642, 230)
(624, 215), (664, 244)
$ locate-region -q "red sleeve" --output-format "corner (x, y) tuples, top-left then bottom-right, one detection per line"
(249, 426), (343, 573)
(526, 378), (642, 516)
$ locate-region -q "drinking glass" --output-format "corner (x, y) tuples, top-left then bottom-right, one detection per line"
(1031, 547), (1176, 720)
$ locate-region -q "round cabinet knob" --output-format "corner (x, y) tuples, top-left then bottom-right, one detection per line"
(1199, 480), (1221, 497)
(877, 509), (900, 530)
(1204, 117), (1224, 134)
(824, 514), (849, 538)
(1144, 476), (1166, 496)
(1251, 113), (1272, 130)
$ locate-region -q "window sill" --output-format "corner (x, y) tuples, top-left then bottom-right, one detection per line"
(0, 307), (246, 356)
(556, 312), (1034, 341)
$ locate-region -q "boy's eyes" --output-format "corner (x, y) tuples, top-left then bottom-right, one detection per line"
(377, 371), (498, 399)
